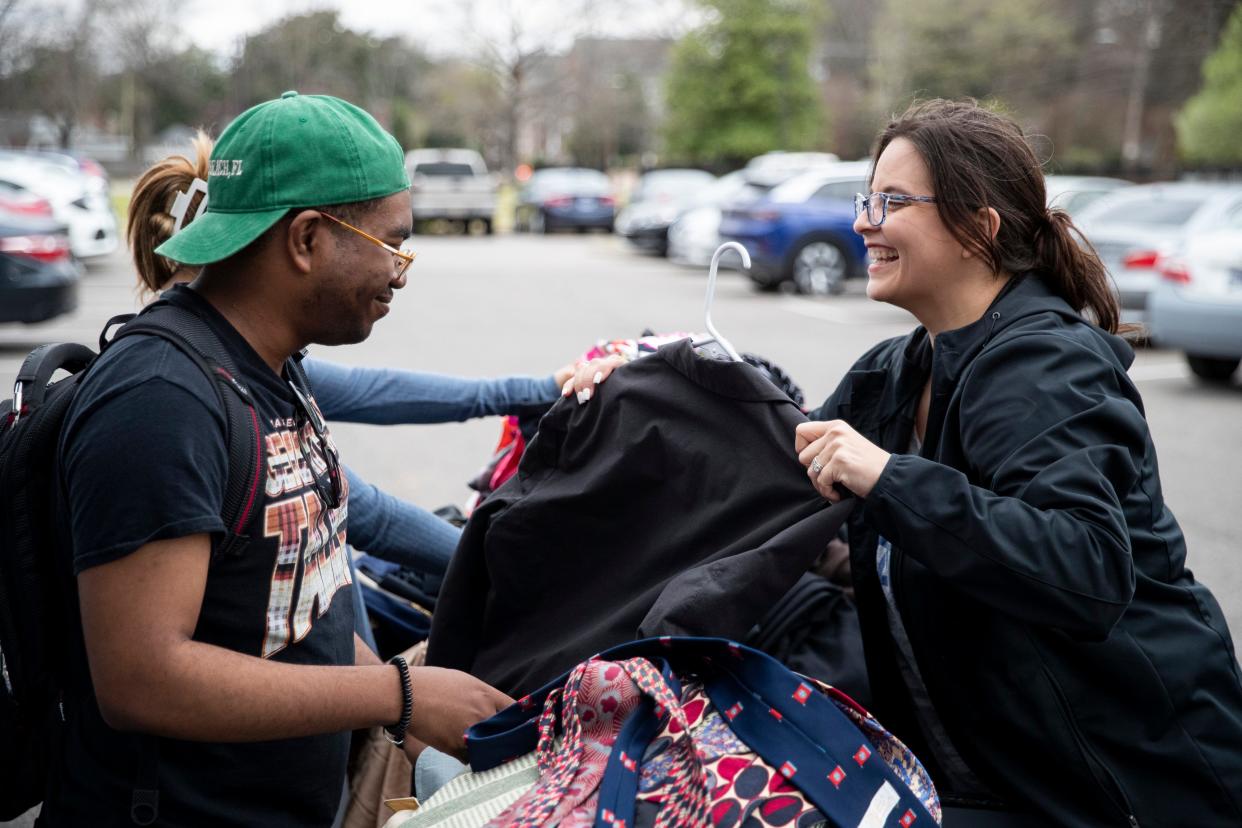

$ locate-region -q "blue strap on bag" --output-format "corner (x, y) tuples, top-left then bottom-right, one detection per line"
(465, 636), (937, 828)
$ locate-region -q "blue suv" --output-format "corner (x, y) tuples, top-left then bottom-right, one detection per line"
(719, 163), (870, 295)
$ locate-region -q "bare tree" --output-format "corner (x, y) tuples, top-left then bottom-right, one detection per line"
(0, 0), (106, 147)
(0, 0), (27, 75)
(97, 0), (180, 157)
(449, 0), (568, 175)
(446, 0), (678, 174)
(1119, 0), (1169, 173)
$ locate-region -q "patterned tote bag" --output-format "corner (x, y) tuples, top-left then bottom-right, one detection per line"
(434, 637), (940, 828)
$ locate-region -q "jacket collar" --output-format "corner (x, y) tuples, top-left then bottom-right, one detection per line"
(655, 338), (798, 404)
(936, 273), (1060, 380)
(937, 272), (1135, 372)
(845, 274), (1134, 432)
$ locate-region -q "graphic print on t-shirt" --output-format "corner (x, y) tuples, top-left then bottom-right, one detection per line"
(260, 415), (352, 658)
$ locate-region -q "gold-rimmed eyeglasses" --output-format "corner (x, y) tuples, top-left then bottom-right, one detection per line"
(320, 211), (416, 278)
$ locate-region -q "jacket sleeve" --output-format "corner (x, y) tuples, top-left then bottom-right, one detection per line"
(425, 493), (507, 671)
(304, 357), (559, 424)
(861, 332), (1143, 639)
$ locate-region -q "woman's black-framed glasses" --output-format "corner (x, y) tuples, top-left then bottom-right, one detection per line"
(288, 379), (343, 510)
(854, 192), (939, 227)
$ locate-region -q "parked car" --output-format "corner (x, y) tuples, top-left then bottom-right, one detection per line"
(615, 168), (716, 255)
(719, 162), (871, 295)
(515, 168), (615, 233)
(1147, 227), (1242, 383)
(0, 180), (54, 218)
(667, 162), (844, 269)
(667, 170), (753, 267)
(744, 151), (841, 179)
(405, 148), (498, 233)
(1044, 175), (1132, 216)
(1074, 182), (1242, 324)
(19, 148), (111, 193)
(0, 211), (80, 324)
(0, 151), (118, 260)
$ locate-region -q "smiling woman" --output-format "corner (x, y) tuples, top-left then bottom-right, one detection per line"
(792, 99), (1242, 826)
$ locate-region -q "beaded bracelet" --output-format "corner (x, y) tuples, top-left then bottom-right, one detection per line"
(384, 655), (413, 746)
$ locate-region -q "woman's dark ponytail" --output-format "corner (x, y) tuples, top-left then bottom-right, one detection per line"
(1035, 208), (1120, 334)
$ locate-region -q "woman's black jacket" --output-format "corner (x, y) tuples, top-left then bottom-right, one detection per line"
(810, 274), (1242, 826)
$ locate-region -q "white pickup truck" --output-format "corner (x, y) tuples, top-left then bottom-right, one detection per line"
(405, 148), (499, 234)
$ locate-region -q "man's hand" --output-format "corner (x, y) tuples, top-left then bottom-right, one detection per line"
(795, 420), (892, 502)
(406, 667), (513, 760)
(561, 355), (627, 404)
(78, 535), (485, 744)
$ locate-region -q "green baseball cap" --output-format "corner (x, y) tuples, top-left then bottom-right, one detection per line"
(156, 91), (409, 265)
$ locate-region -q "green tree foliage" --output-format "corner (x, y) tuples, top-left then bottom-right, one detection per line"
(871, 0), (1072, 110)
(663, 0), (825, 166)
(1177, 4), (1242, 166)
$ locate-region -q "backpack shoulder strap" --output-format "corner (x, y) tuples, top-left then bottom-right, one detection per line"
(107, 301), (263, 557)
(286, 349), (312, 394)
(94, 301), (262, 823)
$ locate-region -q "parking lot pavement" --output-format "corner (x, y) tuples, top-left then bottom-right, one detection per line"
(3, 233), (1240, 646)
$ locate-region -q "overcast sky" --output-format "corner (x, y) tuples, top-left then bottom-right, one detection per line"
(172, 0), (699, 59)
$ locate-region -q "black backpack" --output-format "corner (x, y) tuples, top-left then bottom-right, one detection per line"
(0, 296), (265, 822)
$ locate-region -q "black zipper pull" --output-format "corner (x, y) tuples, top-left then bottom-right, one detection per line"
(1127, 816), (1139, 827)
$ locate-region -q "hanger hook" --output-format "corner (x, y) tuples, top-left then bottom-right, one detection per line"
(703, 242), (749, 362)
(709, 241), (751, 283)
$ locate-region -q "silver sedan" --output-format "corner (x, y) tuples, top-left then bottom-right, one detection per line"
(1148, 226), (1242, 383)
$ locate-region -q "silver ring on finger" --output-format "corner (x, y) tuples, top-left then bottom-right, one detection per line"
(809, 457), (823, 476)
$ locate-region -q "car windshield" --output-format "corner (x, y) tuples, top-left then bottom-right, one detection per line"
(531, 169), (610, 195)
(633, 171), (714, 201)
(729, 182), (776, 206)
(811, 179), (867, 202)
(413, 162), (476, 177)
(1089, 196), (1202, 227)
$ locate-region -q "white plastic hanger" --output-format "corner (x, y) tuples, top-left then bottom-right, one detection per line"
(693, 241), (750, 362)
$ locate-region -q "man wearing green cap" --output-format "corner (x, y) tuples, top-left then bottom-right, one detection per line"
(47, 93), (511, 825)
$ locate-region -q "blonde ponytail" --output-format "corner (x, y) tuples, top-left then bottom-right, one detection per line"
(127, 130), (213, 297)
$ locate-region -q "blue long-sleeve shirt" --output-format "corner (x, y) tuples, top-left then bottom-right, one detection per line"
(305, 357), (560, 575)
(306, 359), (561, 426)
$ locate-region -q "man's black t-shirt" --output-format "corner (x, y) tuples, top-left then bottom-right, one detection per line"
(47, 285), (355, 827)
